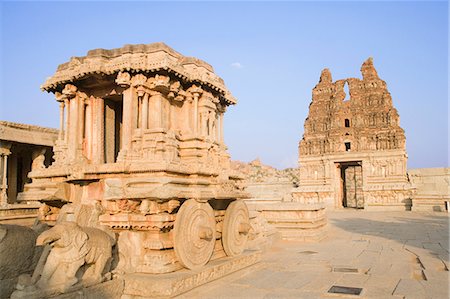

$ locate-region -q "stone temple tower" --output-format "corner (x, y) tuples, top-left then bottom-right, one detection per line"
(294, 58), (413, 210)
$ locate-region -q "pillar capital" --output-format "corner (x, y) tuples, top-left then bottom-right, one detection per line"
(55, 91), (65, 102)
(132, 73), (148, 87)
(116, 71), (131, 87)
(217, 103), (227, 114)
(167, 81), (186, 102)
(187, 84), (203, 97)
(0, 141), (12, 156)
(62, 84), (77, 98)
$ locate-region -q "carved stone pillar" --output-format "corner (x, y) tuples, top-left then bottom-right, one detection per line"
(76, 94), (87, 159)
(122, 87), (135, 153)
(199, 110), (207, 137)
(216, 112), (221, 143)
(84, 98), (93, 160)
(169, 100), (177, 131)
(116, 72), (133, 157)
(64, 98), (70, 143)
(186, 85), (203, 137)
(219, 112), (224, 143)
(0, 142), (12, 206)
(141, 93), (149, 131)
(148, 91), (163, 130)
(193, 94), (199, 135)
(58, 100), (65, 141)
(63, 84), (78, 161)
(214, 114), (219, 142)
(181, 95), (193, 135)
(92, 97), (105, 164)
(209, 112), (215, 141)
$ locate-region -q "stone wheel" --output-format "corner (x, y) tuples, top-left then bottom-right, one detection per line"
(173, 199), (216, 270)
(222, 200), (250, 257)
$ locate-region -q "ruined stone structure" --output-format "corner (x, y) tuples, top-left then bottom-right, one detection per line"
(0, 121), (57, 205)
(232, 159), (299, 204)
(0, 121), (57, 224)
(295, 58), (414, 210)
(233, 159), (327, 242)
(15, 43), (256, 298)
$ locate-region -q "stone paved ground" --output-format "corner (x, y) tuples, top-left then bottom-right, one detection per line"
(179, 211), (449, 299)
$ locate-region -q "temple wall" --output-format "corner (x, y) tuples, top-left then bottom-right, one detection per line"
(408, 167), (450, 212)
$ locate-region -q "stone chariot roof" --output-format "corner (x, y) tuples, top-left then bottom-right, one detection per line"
(41, 42), (236, 104)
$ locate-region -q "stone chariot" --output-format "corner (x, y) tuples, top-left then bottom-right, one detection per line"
(18, 43), (252, 279)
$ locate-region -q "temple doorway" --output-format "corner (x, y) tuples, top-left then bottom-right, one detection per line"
(338, 161), (364, 209)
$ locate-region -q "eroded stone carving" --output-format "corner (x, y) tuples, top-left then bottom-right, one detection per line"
(12, 221), (115, 298)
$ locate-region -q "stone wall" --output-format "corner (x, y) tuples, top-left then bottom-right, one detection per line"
(408, 167), (450, 212)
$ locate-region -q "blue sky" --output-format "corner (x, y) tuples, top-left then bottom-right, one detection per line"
(0, 1), (448, 169)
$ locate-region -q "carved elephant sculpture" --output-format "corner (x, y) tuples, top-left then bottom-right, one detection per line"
(34, 221), (115, 292)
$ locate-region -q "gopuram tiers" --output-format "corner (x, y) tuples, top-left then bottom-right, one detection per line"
(17, 43), (252, 275)
(294, 58), (414, 210)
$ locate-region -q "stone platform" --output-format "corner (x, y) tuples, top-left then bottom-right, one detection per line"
(247, 202), (327, 241)
(179, 211), (449, 299)
(51, 279), (124, 299)
(122, 250), (261, 298)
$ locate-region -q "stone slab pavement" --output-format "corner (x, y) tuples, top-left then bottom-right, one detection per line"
(179, 211), (449, 299)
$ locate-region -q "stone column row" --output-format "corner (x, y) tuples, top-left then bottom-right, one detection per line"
(131, 90), (166, 133)
(59, 84), (108, 164)
(115, 73), (229, 159)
